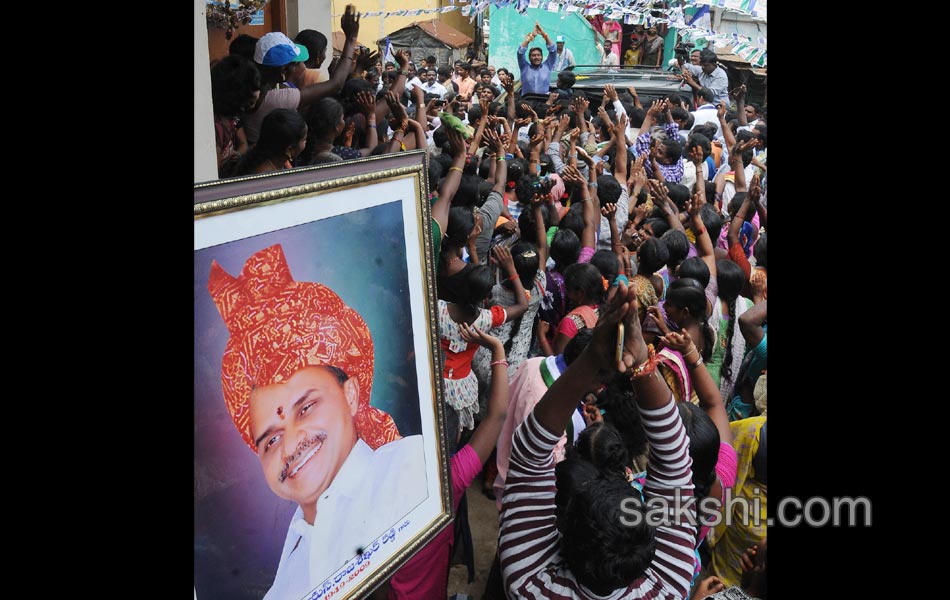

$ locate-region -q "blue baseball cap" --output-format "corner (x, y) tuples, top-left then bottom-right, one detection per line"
(254, 32), (310, 67)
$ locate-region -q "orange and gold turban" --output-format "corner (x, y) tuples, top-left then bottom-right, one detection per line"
(207, 244), (401, 452)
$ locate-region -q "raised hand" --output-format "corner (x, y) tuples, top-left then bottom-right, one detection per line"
(355, 90), (376, 115)
(646, 305), (672, 336)
(444, 125), (468, 159)
(730, 83), (747, 100)
(385, 90), (408, 131)
(394, 49), (409, 69)
(604, 83), (619, 103)
(343, 121), (356, 147)
(341, 4), (360, 39)
(458, 322), (504, 353)
(356, 49), (379, 72)
(688, 144), (705, 166)
(491, 244), (517, 274)
(601, 202), (618, 221)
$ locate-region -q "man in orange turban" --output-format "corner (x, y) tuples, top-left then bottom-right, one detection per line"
(208, 244), (427, 599)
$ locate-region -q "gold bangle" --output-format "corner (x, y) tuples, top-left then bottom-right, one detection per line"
(449, 166), (463, 173)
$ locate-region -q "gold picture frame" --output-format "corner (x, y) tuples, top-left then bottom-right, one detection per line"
(194, 150), (450, 600)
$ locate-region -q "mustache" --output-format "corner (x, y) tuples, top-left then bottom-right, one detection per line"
(278, 431), (328, 483)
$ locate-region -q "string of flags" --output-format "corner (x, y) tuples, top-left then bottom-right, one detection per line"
(334, 0), (765, 66)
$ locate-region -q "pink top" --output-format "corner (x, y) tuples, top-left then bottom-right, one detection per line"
(578, 246), (596, 264)
(492, 358), (569, 511)
(699, 441), (738, 543)
(388, 444), (483, 599)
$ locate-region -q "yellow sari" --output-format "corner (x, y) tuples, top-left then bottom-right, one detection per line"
(708, 416), (767, 587)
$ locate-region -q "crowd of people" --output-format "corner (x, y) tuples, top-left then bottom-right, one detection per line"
(206, 6), (768, 599)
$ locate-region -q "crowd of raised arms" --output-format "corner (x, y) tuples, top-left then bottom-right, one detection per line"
(209, 7), (768, 599)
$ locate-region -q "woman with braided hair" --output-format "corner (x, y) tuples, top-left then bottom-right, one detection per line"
(707, 259), (753, 400)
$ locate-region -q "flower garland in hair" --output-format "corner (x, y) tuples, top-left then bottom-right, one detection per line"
(206, 0), (270, 41)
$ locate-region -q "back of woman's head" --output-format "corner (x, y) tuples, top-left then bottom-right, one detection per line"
(677, 403), (720, 503)
(563, 327), (593, 365)
(210, 55), (261, 116)
(598, 375), (648, 460)
(518, 203), (549, 245)
(637, 237), (669, 274)
(660, 230), (690, 270)
(507, 157), (527, 185)
(677, 256), (710, 289)
(644, 217), (669, 239)
(256, 108), (306, 157)
(510, 241), (540, 286)
(555, 454), (656, 593)
(563, 262), (605, 305)
(700, 203), (723, 236)
(454, 173), (483, 208)
(550, 228), (581, 271)
(590, 250), (619, 283)
(310, 97), (344, 137)
(464, 264), (494, 305)
(514, 175), (536, 204)
(665, 277), (707, 317)
(665, 183), (691, 212)
(716, 259), (745, 302)
(558, 208), (585, 240)
(444, 206), (475, 251)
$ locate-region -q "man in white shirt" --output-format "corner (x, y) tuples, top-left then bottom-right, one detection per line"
(553, 35), (575, 72)
(208, 244), (427, 600)
(419, 68), (448, 99)
(600, 40), (620, 71)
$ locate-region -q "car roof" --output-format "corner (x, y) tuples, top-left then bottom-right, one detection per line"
(563, 66), (690, 94)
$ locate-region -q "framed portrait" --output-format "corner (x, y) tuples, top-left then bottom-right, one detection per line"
(194, 151), (451, 600)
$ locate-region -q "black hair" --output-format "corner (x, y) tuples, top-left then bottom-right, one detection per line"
(550, 228), (582, 272)
(507, 157), (527, 185)
(735, 130), (756, 167)
(427, 158), (444, 193)
(590, 250), (619, 284)
(627, 106), (646, 129)
(554, 450), (656, 594)
(309, 96), (345, 138)
(644, 217), (670, 239)
(574, 421), (628, 476)
(228, 34), (259, 62)
(754, 123), (767, 148)
(563, 327), (594, 365)
(637, 237), (669, 274)
(699, 203), (723, 237)
(727, 192), (747, 218)
(597, 374), (648, 461)
(753, 231), (767, 270)
(557, 70), (577, 90)
(563, 262), (605, 306)
(514, 175), (536, 205)
(686, 133), (711, 161)
(426, 55), (437, 65)
(670, 106), (690, 123)
(677, 402), (720, 507)
(660, 229), (690, 273)
(210, 55), (262, 116)
(692, 122), (719, 140)
(294, 29), (327, 64)
(665, 183), (691, 212)
(597, 174), (623, 206)
(659, 137), (683, 164)
(677, 256), (709, 289)
(558, 207), (585, 241)
(716, 259), (745, 382)
(665, 277), (713, 361)
(699, 49), (717, 64)
(518, 203), (547, 245)
(464, 264), (494, 307)
(509, 241), (541, 288)
(236, 108), (306, 176)
(437, 66), (452, 79)
(696, 87), (715, 104)
(443, 206), (475, 254)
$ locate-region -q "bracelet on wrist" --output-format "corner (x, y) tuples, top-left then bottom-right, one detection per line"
(490, 359), (509, 368)
(687, 355), (704, 369)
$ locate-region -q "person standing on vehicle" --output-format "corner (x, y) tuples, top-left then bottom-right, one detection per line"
(681, 49), (730, 107)
(599, 40), (620, 71)
(517, 22), (558, 95)
(553, 35), (575, 72)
